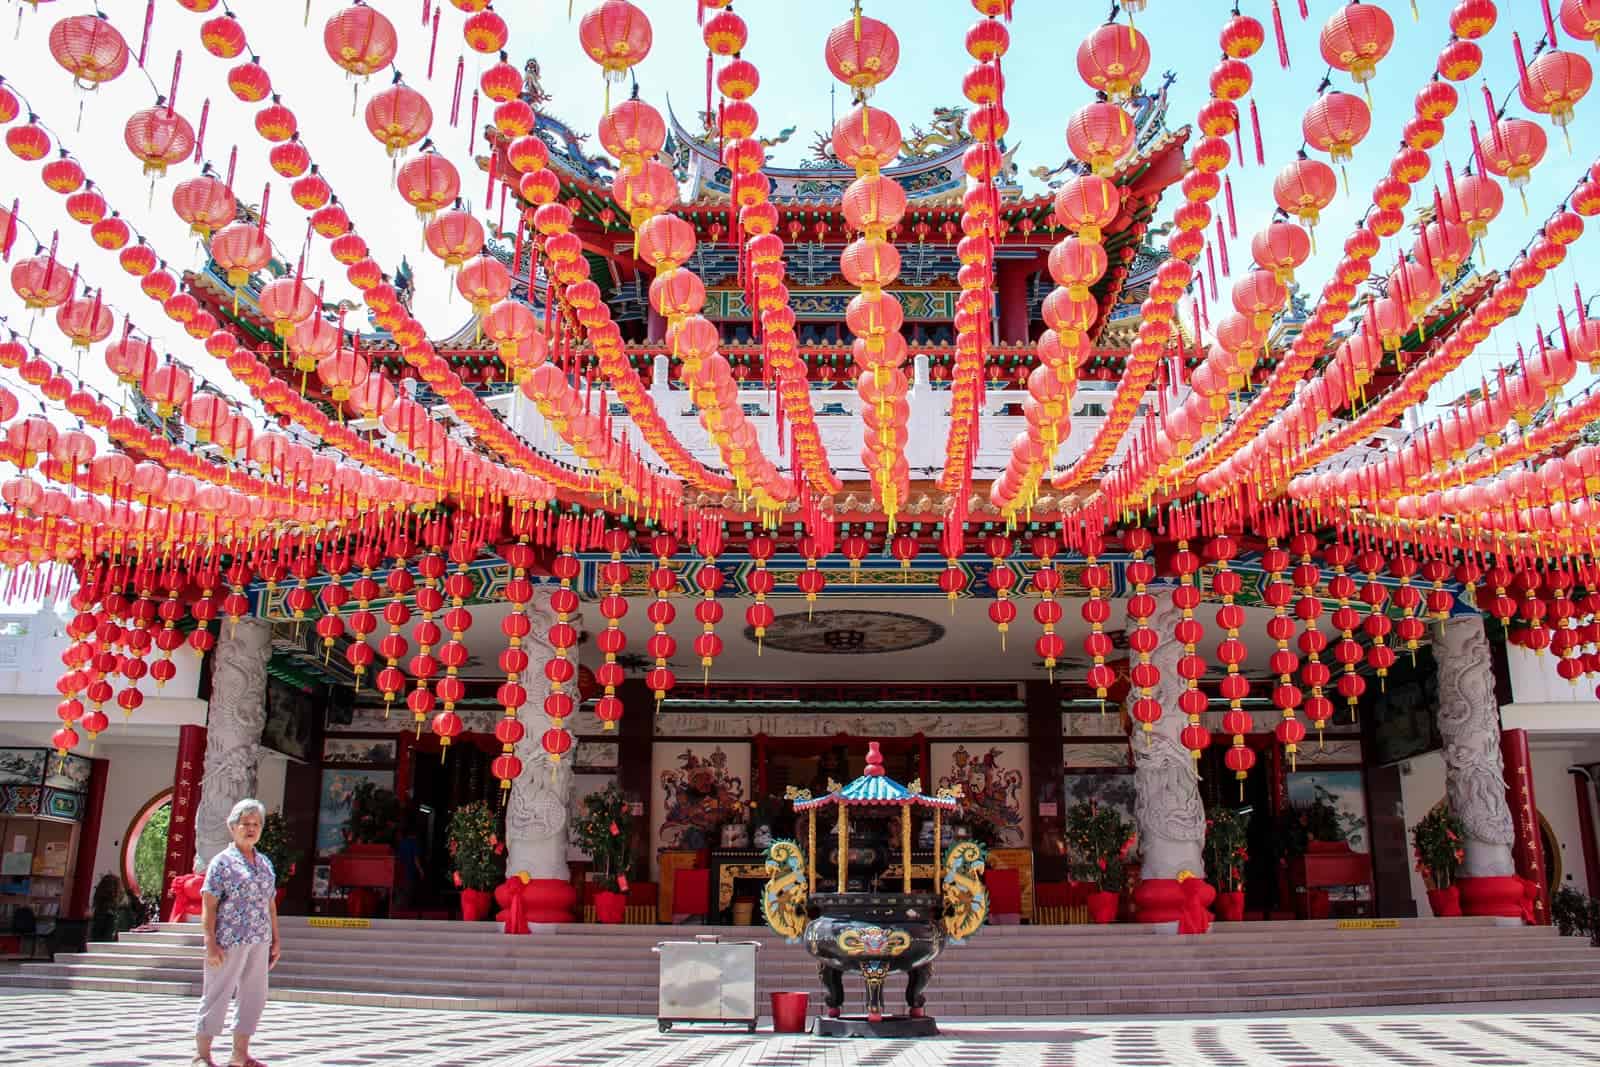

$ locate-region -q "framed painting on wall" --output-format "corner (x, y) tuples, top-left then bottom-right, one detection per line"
(315, 768), (394, 856)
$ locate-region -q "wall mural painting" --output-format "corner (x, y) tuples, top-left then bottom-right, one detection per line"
(932, 743), (1028, 847)
(315, 768), (394, 857)
(321, 738), (397, 766)
(1061, 771), (1138, 832)
(654, 744), (748, 851)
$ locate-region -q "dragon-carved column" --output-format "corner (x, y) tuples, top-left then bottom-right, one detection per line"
(1130, 589), (1212, 929)
(193, 618), (272, 869)
(502, 591), (579, 924)
(1434, 615), (1524, 918)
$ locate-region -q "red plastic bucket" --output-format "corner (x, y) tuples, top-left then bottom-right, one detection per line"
(770, 991), (810, 1034)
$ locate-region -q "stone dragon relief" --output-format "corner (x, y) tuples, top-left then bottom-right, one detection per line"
(194, 618), (272, 867)
(1129, 590), (1206, 880)
(505, 592), (577, 881)
(1433, 616), (1516, 876)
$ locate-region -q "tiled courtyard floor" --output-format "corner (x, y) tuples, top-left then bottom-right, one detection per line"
(2, 990), (1598, 1066)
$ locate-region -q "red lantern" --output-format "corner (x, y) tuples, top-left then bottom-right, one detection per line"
(1066, 102), (1134, 177)
(171, 175), (236, 238)
(200, 14), (247, 59)
(5, 121), (51, 162)
(1302, 91), (1370, 164)
(396, 152), (460, 222)
(210, 222), (271, 287)
(462, 9), (509, 53)
(365, 83), (432, 156)
(1479, 118), (1547, 190)
(324, 4), (398, 77)
(125, 106), (196, 178)
(579, 1), (653, 81)
(825, 14), (899, 95)
(49, 15), (130, 89)
(1319, 2), (1394, 86)
(1076, 23), (1150, 102)
(1273, 157), (1338, 228)
(227, 60), (272, 103)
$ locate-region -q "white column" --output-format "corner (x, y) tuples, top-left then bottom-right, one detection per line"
(1130, 590), (1206, 879)
(505, 591), (577, 881)
(1433, 614), (1516, 877)
(193, 617), (272, 868)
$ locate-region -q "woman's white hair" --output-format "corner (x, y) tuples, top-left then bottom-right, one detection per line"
(227, 797), (267, 827)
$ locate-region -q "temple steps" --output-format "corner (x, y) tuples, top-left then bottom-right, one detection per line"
(6, 917), (1597, 1018)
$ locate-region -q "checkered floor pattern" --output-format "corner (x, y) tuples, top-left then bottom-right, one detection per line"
(2, 990), (1598, 1066)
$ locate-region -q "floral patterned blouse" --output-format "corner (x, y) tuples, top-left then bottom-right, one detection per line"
(202, 845), (275, 949)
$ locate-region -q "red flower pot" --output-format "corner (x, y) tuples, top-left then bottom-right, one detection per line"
(594, 889), (627, 924)
(1426, 885), (1462, 917)
(1215, 891), (1246, 921)
(1086, 890), (1119, 924)
(460, 887), (494, 922)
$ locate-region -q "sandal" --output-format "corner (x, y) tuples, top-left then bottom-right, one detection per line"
(190, 1058), (213, 1067)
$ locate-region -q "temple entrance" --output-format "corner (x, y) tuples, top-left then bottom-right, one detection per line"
(1197, 737), (1282, 918)
(397, 735), (500, 916)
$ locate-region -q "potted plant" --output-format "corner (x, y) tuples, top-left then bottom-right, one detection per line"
(257, 810), (303, 910)
(1065, 800), (1135, 923)
(1204, 807), (1249, 921)
(1410, 806), (1466, 916)
(572, 783), (633, 924)
(332, 780), (400, 917)
(447, 801), (505, 921)
(1279, 785), (1366, 919)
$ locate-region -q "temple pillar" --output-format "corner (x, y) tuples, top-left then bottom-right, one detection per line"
(995, 259), (1032, 345)
(1433, 614), (1523, 918)
(193, 618), (272, 869)
(1130, 590), (1213, 931)
(502, 591), (578, 925)
(1501, 728), (1549, 924)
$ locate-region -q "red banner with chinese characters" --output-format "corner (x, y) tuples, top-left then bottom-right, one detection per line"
(1500, 727), (1550, 925)
(160, 724), (207, 915)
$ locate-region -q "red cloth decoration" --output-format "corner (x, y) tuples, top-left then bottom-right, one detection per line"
(985, 867), (1022, 920)
(672, 867), (711, 920)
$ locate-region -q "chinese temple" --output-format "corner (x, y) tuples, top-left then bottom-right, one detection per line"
(2, 0), (1600, 1024)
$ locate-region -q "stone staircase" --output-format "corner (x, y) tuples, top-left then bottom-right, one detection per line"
(4, 916), (1598, 1017)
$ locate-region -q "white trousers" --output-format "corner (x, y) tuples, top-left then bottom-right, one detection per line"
(195, 940), (269, 1037)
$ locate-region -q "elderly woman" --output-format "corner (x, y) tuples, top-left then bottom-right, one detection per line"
(193, 798), (279, 1067)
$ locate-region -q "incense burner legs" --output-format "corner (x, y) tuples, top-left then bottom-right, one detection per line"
(804, 893), (944, 1037)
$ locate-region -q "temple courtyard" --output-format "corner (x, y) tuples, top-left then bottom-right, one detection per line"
(3, 990), (1598, 1067)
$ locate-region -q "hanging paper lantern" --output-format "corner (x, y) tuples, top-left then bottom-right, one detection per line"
(125, 106), (196, 178)
(200, 14), (248, 59)
(646, 532), (678, 707)
(1066, 101), (1134, 177)
(11, 256), (74, 310)
(6, 120), (51, 162)
(1318, 2), (1394, 86)
(227, 60), (272, 103)
(1479, 118), (1547, 191)
(462, 9), (509, 53)
(579, 1), (653, 81)
(210, 222), (271, 287)
(49, 15), (130, 89)
(1171, 537), (1208, 757)
(1302, 91), (1370, 164)
(396, 152), (460, 222)
(1273, 156), (1338, 229)
(1076, 23), (1151, 102)
(364, 83), (432, 156)
(171, 174), (237, 238)
(824, 14), (900, 96)
(323, 4), (398, 77)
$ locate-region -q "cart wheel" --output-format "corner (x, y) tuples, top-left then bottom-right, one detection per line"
(658, 1021), (672, 1033)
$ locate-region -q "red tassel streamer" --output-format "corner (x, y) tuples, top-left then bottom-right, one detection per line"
(1513, 33), (1531, 97)
(1, 198), (16, 260)
(1444, 160), (1462, 221)
(1297, 0), (1308, 16)
(1272, 2), (1290, 69)
(422, 0), (431, 27)
(468, 90), (479, 154)
(1249, 100), (1265, 165)
(194, 99), (210, 162)
(705, 53), (713, 131)
(137, 0), (155, 67)
(1214, 215), (1231, 276)
(1541, 0), (1560, 47)
(1224, 175), (1238, 239)
(168, 50), (183, 114)
(428, 11), (441, 80)
(224, 145), (236, 192)
(450, 58), (464, 127)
